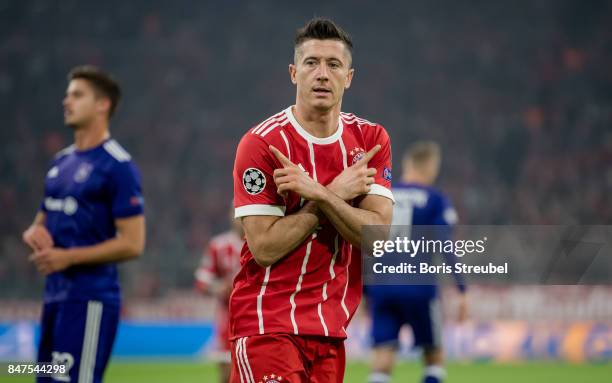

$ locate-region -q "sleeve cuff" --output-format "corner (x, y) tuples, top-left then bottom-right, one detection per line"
(368, 184), (395, 203)
(235, 204), (286, 218)
(195, 269), (214, 284)
(113, 206), (144, 219)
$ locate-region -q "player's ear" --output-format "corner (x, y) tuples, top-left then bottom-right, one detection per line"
(289, 64), (297, 85)
(344, 68), (354, 90)
(97, 97), (112, 116)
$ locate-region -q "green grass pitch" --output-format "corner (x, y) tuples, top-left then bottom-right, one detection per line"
(4, 361), (611, 382)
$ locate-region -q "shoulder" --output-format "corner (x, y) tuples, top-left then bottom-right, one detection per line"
(429, 188), (458, 224)
(394, 183), (429, 206)
(100, 139), (141, 180)
(340, 112), (379, 129)
(237, 109), (292, 156)
(244, 109), (291, 142)
(341, 112), (390, 142)
(429, 187), (451, 205)
(425, 187), (446, 207)
(53, 144), (76, 161)
(101, 139), (133, 163)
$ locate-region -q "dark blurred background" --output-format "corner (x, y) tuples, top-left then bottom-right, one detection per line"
(1, 0), (611, 299)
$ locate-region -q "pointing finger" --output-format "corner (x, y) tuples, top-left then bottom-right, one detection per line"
(362, 144), (381, 163)
(269, 145), (294, 168)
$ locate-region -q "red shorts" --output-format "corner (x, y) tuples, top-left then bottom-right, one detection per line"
(230, 334), (345, 383)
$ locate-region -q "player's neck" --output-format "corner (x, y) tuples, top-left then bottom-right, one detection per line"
(73, 119), (110, 151)
(292, 103), (340, 138)
(402, 173), (432, 186)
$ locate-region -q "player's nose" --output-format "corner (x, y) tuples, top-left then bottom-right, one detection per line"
(316, 64), (329, 80)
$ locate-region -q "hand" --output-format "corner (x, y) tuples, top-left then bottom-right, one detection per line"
(218, 277), (234, 299)
(22, 224), (54, 251)
(270, 145), (325, 201)
(327, 145), (381, 201)
(29, 247), (74, 276)
(457, 293), (468, 323)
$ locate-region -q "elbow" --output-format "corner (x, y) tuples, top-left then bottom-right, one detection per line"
(251, 251), (275, 268)
(249, 242), (278, 268)
(125, 242), (144, 259)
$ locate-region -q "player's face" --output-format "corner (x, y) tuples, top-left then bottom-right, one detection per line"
(290, 39), (354, 112)
(63, 79), (108, 128)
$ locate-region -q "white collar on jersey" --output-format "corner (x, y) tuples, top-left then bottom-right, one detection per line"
(284, 106), (344, 145)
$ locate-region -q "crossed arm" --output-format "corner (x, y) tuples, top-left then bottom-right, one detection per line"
(243, 145), (392, 267)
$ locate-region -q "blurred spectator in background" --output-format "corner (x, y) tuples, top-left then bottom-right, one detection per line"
(194, 206), (244, 383)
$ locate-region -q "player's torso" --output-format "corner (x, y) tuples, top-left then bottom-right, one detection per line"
(43, 141), (127, 304)
(373, 183), (443, 300)
(256, 109), (375, 263)
(231, 108), (380, 338)
(44, 146), (118, 248)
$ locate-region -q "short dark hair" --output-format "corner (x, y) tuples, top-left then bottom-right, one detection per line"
(68, 65), (121, 118)
(294, 17), (353, 54)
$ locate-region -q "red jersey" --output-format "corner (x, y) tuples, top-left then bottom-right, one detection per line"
(195, 230), (244, 306)
(231, 106), (393, 340)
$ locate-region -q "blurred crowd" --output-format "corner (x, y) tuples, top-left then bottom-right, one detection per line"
(1, 0), (611, 299)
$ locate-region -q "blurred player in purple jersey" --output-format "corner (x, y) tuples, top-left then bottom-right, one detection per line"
(367, 141), (467, 383)
(22, 66), (145, 383)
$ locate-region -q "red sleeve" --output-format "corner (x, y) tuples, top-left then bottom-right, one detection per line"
(365, 125), (394, 203)
(233, 133), (286, 218)
(194, 244), (218, 292)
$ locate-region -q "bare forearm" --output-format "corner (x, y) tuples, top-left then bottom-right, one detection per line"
(66, 236), (143, 265)
(248, 202), (320, 266)
(316, 188), (389, 248)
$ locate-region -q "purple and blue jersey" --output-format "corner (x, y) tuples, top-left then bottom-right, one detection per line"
(40, 138), (144, 304)
(369, 182), (462, 298)
(367, 182), (463, 348)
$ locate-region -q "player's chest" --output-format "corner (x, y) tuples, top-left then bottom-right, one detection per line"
(287, 135), (368, 185)
(45, 157), (108, 200)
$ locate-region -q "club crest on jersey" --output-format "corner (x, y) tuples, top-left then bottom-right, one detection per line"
(349, 147), (365, 164)
(243, 168), (266, 195)
(74, 162), (93, 183)
(259, 374), (283, 383)
(383, 167), (392, 181)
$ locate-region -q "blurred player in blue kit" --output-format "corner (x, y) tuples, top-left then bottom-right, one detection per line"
(366, 141), (467, 383)
(21, 66), (145, 383)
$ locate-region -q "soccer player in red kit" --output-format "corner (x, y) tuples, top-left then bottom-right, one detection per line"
(231, 18), (394, 383)
(195, 207), (244, 383)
